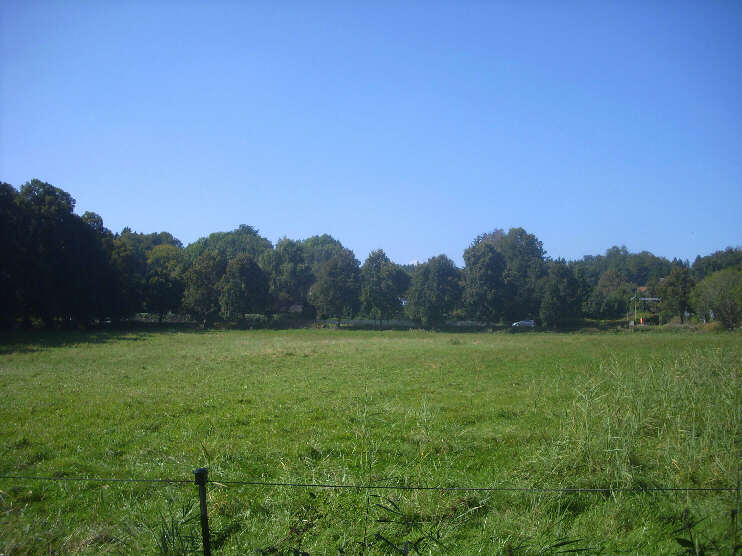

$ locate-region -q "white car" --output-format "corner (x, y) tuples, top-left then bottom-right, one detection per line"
(512, 320), (535, 328)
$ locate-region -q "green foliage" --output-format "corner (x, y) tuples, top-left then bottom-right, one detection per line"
(360, 249), (409, 323)
(80, 211), (105, 234)
(585, 269), (635, 319)
(405, 255), (462, 328)
(571, 246), (674, 288)
(144, 270), (184, 323)
(1, 178), (738, 335)
(690, 266), (742, 330)
(260, 238), (314, 311)
(692, 246), (742, 280)
(657, 267), (695, 323)
(15, 180), (78, 324)
(570, 246), (675, 312)
(462, 240), (506, 324)
(217, 254), (270, 320)
(112, 231), (184, 319)
(300, 234), (346, 278)
(478, 227), (547, 320)
(8, 180), (118, 326)
(539, 260), (581, 327)
(182, 252), (227, 326)
(110, 233), (148, 320)
(147, 244), (185, 276)
(117, 229), (182, 253)
(184, 224), (271, 263)
(0, 183), (23, 326)
(309, 248), (361, 321)
(143, 244), (187, 322)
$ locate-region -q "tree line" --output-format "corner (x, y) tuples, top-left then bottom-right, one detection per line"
(2, 179), (741, 330)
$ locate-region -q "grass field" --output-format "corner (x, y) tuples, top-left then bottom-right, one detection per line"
(1, 328), (740, 554)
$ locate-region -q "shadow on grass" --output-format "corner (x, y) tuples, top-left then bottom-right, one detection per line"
(0, 323), (203, 355)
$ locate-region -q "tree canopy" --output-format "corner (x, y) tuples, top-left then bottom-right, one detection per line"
(260, 238), (314, 311)
(301, 234), (346, 278)
(690, 266), (742, 330)
(360, 249), (409, 324)
(539, 261), (581, 328)
(463, 240), (507, 325)
(405, 255), (462, 328)
(1, 178), (739, 330)
(309, 249), (361, 323)
(182, 252), (227, 327)
(218, 254), (270, 320)
(483, 227), (547, 320)
(184, 224), (271, 263)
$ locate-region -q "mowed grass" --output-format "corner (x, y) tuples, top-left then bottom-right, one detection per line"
(0, 329), (740, 554)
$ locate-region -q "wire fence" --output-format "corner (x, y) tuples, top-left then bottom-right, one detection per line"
(1, 471), (740, 555)
(1, 473), (739, 492)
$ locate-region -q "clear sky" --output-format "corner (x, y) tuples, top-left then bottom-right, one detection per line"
(2, 1), (740, 266)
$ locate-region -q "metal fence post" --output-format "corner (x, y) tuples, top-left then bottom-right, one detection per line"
(194, 467), (211, 556)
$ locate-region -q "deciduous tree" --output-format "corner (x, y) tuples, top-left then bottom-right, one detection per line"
(301, 234), (346, 278)
(657, 267), (695, 323)
(539, 260), (581, 328)
(0, 183), (22, 327)
(360, 249), (409, 326)
(476, 227), (547, 321)
(405, 255), (462, 328)
(463, 241), (506, 325)
(309, 249), (361, 324)
(182, 252), (227, 327)
(218, 254), (270, 320)
(260, 238), (314, 311)
(184, 224), (271, 263)
(690, 267), (742, 330)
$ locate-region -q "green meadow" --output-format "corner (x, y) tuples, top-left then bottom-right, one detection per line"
(1, 328), (740, 554)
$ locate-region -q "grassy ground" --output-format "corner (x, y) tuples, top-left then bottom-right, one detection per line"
(0, 328), (740, 554)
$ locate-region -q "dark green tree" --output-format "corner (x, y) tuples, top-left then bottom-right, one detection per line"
(260, 238), (314, 311)
(147, 243), (185, 275)
(360, 249), (410, 326)
(109, 231), (148, 320)
(182, 252), (227, 327)
(690, 266), (742, 330)
(64, 213), (115, 325)
(569, 246), (673, 306)
(405, 255), (462, 328)
(218, 254), (270, 320)
(657, 267), (695, 323)
(462, 240), (507, 325)
(301, 234), (346, 278)
(475, 228), (547, 320)
(6, 181), (116, 327)
(144, 271), (183, 324)
(184, 224), (271, 264)
(309, 249), (361, 325)
(539, 260), (581, 328)
(585, 269), (635, 319)
(692, 247), (742, 281)
(76, 211), (121, 324)
(14, 180), (77, 325)
(144, 243), (186, 323)
(0, 183), (22, 327)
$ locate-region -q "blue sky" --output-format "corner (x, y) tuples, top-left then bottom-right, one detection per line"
(2, 1), (740, 266)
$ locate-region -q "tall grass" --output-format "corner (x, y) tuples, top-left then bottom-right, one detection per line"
(0, 329), (739, 553)
(536, 347), (740, 490)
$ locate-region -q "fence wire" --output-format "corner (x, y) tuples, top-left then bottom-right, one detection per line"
(0, 474), (738, 493)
